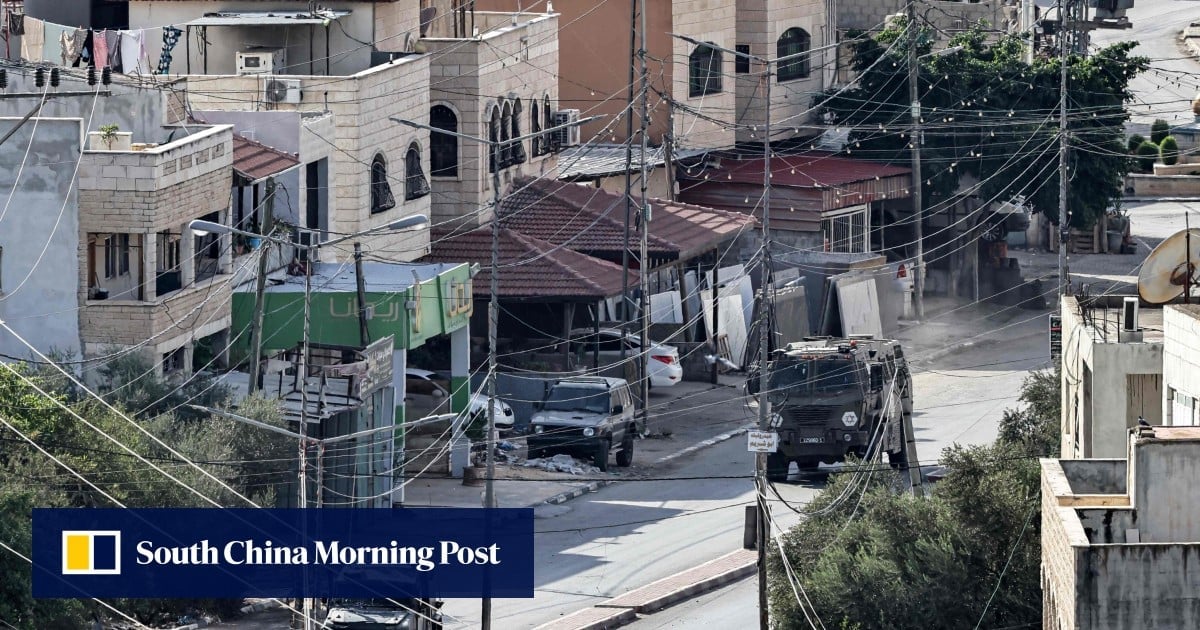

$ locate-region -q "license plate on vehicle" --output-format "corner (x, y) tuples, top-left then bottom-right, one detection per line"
(800, 437), (824, 444)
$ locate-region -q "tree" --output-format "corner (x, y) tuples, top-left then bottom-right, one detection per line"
(815, 22), (1147, 230)
(1150, 118), (1170, 145)
(1126, 133), (1145, 154)
(1136, 141), (1160, 173)
(770, 362), (1059, 629)
(1160, 135), (1180, 166)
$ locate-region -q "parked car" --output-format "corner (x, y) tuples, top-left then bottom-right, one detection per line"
(566, 328), (682, 388)
(403, 368), (514, 429)
(322, 597), (443, 629)
(527, 376), (637, 471)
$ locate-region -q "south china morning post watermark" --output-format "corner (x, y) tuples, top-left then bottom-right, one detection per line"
(135, 538), (501, 572)
(32, 508), (534, 599)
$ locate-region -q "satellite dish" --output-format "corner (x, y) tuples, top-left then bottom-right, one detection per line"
(1137, 228), (1200, 304)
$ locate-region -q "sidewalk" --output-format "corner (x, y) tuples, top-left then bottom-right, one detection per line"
(402, 375), (749, 509)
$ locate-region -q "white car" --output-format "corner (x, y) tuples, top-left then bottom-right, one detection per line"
(404, 368), (514, 428)
(567, 328), (683, 388)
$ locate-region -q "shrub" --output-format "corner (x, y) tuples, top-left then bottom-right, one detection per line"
(1127, 133), (1145, 154)
(1136, 141), (1161, 172)
(1150, 119), (1170, 145)
(1160, 135), (1180, 166)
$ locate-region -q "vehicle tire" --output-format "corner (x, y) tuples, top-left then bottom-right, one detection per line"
(616, 433), (634, 467)
(793, 457), (821, 475)
(766, 452), (790, 482)
(889, 447), (908, 471)
(593, 438), (610, 472)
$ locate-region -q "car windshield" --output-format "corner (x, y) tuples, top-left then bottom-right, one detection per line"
(542, 386), (609, 414)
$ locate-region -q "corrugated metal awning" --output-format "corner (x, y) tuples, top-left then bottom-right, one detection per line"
(188, 10), (352, 27)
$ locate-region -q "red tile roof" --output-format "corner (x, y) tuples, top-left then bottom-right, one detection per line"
(500, 178), (756, 261)
(689, 151), (910, 188)
(421, 227), (627, 300)
(232, 134), (300, 182)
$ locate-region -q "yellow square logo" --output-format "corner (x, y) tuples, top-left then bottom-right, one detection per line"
(61, 531), (121, 575)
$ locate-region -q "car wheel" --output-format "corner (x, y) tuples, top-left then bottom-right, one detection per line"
(794, 457), (821, 474)
(528, 447), (545, 460)
(889, 448), (908, 471)
(766, 452), (790, 482)
(593, 438), (610, 472)
(616, 433), (634, 467)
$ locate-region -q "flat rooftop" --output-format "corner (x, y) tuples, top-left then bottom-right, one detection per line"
(237, 261), (465, 294)
(1077, 295), (1164, 343)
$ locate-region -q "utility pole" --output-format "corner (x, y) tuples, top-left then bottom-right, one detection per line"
(482, 137), (502, 630)
(354, 242), (371, 345)
(755, 55), (774, 630)
(298, 233), (314, 630)
(1058, 0), (1070, 296)
(249, 242), (270, 393)
(620, 0), (638, 361)
(637, 0), (651, 435)
(907, 0), (926, 320)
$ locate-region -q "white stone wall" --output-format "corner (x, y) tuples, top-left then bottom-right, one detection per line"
(426, 13), (559, 226)
(672, 0), (737, 151)
(183, 57), (433, 261)
(1162, 305), (1200, 425)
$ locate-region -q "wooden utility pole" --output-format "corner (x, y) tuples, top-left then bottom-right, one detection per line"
(354, 242), (371, 345)
(907, 0), (926, 319)
(248, 181), (275, 393)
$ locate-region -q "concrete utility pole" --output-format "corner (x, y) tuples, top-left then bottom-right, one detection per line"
(637, 0), (651, 436)
(620, 0), (637, 359)
(755, 60), (774, 630)
(907, 0), (926, 320)
(1058, 0), (1071, 296)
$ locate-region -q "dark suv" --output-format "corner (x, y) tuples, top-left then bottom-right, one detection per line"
(526, 377), (637, 471)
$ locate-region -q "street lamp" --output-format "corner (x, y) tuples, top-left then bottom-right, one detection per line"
(390, 112), (598, 630)
(188, 213), (428, 630)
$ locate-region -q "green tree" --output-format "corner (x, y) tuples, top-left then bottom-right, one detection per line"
(816, 23), (1147, 231)
(1160, 135), (1180, 166)
(1136, 141), (1160, 172)
(1150, 118), (1170, 145)
(1126, 133), (1145, 154)
(997, 366), (1061, 457)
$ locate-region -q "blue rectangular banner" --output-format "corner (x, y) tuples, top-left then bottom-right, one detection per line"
(33, 508), (534, 599)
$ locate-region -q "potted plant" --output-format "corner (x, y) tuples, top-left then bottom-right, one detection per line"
(88, 124), (133, 151)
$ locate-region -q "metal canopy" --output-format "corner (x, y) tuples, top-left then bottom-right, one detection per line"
(188, 10), (351, 27)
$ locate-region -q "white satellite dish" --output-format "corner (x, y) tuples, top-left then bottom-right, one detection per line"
(1137, 228), (1200, 304)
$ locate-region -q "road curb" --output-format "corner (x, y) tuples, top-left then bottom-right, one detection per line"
(165, 599), (283, 630)
(624, 561), (756, 615)
(537, 423), (754, 507)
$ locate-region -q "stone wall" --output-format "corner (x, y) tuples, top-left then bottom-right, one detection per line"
(1041, 459), (1086, 630)
(672, 0), (737, 150)
(1125, 173), (1200, 197)
(838, 0), (1006, 34)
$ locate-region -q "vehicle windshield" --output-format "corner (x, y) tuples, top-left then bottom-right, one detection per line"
(542, 386), (609, 414)
(814, 359), (858, 392)
(765, 358), (858, 395)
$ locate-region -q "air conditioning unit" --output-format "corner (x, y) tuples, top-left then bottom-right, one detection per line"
(263, 78), (303, 104)
(551, 108), (582, 148)
(1119, 296), (1143, 343)
(237, 48), (286, 75)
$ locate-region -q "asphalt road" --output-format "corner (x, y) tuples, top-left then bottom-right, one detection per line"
(1090, 0), (1200, 129)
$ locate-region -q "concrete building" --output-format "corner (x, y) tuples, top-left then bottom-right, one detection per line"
(1060, 295), (1164, 460)
(0, 67), (237, 375)
(421, 8), (560, 227)
(1162, 304), (1200, 426)
(1041, 425), (1200, 630)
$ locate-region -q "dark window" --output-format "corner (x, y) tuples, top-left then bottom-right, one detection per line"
(104, 234), (130, 278)
(511, 99), (526, 165)
(543, 95), (553, 151)
(735, 44), (750, 74)
(488, 106), (500, 173)
(499, 101), (513, 167)
(688, 43), (723, 97)
(777, 28), (811, 82)
(404, 144), (429, 201)
(430, 105), (458, 177)
(531, 99), (542, 156)
(370, 154), (395, 214)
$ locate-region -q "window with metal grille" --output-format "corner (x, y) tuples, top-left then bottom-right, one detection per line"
(510, 99), (526, 165)
(542, 95), (553, 151)
(499, 101), (513, 167)
(489, 106), (500, 173)
(822, 208), (867, 253)
(688, 43), (722, 97)
(370, 153), (395, 214)
(104, 234), (131, 278)
(531, 98), (543, 156)
(777, 28), (811, 82)
(405, 144), (429, 201)
(430, 105), (458, 177)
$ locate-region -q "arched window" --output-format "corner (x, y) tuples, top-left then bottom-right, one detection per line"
(370, 153), (395, 214)
(405, 143), (429, 201)
(499, 101), (513, 167)
(688, 43), (722, 97)
(511, 99), (527, 165)
(488, 105), (500, 173)
(543, 95), (553, 151)
(776, 28), (811, 82)
(531, 99), (542, 156)
(430, 105), (458, 177)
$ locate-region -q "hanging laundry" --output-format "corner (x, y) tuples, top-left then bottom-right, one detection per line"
(19, 16), (44, 62)
(78, 30), (94, 67)
(105, 30), (122, 72)
(60, 27), (86, 67)
(7, 11), (23, 36)
(93, 30), (109, 70)
(119, 29), (148, 75)
(42, 21), (65, 65)
(156, 25), (181, 75)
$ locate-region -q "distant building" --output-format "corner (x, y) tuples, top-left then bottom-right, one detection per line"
(1060, 295), (1164, 459)
(1041, 425), (1200, 629)
(1162, 304), (1200, 426)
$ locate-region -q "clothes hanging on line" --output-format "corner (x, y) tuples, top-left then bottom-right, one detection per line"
(42, 21), (66, 66)
(104, 30), (122, 71)
(156, 25), (181, 75)
(8, 11), (24, 36)
(61, 27), (86, 67)
(19, 16), (44, 61)
(93, 30), (109, 70)
(120, 29), (149, 75)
